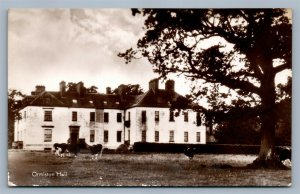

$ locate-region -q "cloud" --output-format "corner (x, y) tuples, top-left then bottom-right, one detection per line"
(8, 9), (157, 94)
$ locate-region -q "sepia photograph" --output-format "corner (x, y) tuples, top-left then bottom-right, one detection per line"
(8, 8), (292, 187)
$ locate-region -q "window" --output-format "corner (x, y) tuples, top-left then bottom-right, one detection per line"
(169, 131), (174, 142)
(72, 111), (77, 121)
(90, 130), (95, 142)
(44, 111), (52, 121)
(117, 113), (122, 123)
(155, 111), (159, 122)
(128, 130), (130, 141)
(196, 112), (201, 126)
(141, 111), (146, 123)
(23, 111), (26, 120)
(142, 130), (146, 142)
(44, 129), (52, 142)
(184, 131), (189, 142)
(117, 131), (122, 142)
(104, 130), (108, 142)
(184, 112), (188, 122)
(196, 132), (201, 142)
(155, 131), (159, 142)
(169, 110), (175, 122)
(104, 112), (109, 123)
(128, 112), (131, 120)
(90, 112), (95, 122)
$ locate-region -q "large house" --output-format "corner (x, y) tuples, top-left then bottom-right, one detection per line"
(14, 79), (207, 150)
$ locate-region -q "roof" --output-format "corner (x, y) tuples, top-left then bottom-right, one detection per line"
(127, 89), (181, 108)
(20, 84), (205, 110)
(22, 91), (123, 109)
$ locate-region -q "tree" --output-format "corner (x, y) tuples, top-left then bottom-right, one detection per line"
(112, 84), (144, 96)
(8, 89), (24, 148)
(87, 85), (98, 94)
(119, 9), (292, 167)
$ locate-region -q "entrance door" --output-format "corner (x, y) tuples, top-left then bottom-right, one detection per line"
(69, 126), (79, 144)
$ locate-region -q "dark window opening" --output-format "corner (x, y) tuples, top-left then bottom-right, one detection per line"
(90, 130), (95, 142)
(90, 112), (95, 122)
(169, 131), (174, 142)
(117, 131), (122, 142)
(184, 112), (188, 122)
(169, 110), (175, 122)
(142, 130), (146, 142)
(44, 111), (52, 121)
(196, 112), (201, 126)
(155, 131), (159, 142)
(104, 130), (108, 142)
(104, 112), (109, 123)
(72, 111), (77, 121)
(141, 111), (146, 123)
(117, 113), (122, 123)
(196, 132), (201, 142)
(155, 111), (159, 122)
(184, 131), (188, 142)
(44, 129), (52, 142)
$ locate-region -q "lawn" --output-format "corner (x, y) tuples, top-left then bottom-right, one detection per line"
(8, 150), (291, 187)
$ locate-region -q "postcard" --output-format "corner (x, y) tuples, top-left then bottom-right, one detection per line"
(8, 8), (292, 186)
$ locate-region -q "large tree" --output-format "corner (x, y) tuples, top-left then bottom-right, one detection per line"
(119, 9), (292, 167)
(8, 89), (24, 148)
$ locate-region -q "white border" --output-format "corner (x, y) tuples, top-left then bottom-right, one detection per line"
(1, 0), (298, 194)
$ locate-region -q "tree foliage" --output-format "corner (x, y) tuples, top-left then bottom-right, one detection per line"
(119, 9), (292, 167)
(112, 84), (144, 96)
(8, 89), (24, 148)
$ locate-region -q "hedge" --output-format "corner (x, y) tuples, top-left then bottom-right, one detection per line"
(132, 142), (290, 155)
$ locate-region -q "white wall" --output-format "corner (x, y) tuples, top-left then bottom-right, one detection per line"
(125, 107), (206, 145)
(15, 106), (125, 150)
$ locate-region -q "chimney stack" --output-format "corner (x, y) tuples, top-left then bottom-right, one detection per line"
(35, 85), (45, 94)
(76, 81), (85, 97)
(118, 84), (125, 96)
(165, 80), (175, 92)
(149, 78), (159, 93)
(106, 87), (112, 94)
(59, 81), (66, 96)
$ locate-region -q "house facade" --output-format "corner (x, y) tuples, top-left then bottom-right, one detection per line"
(14, 79), (207, 150)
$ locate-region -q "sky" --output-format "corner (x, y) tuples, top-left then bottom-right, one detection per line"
(8, 8), (291, 98)
(8, 9), (191, 95)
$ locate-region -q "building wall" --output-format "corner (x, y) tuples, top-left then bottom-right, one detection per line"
(125, 107), (206, 145)
(15, 106), (125, 150)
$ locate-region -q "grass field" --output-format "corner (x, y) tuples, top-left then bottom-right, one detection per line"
(8, 150), (291, 187)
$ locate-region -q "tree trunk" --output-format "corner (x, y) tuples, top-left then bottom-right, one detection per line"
(250, 71), (283, 168)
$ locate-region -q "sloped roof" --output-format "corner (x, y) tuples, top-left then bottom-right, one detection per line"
(127, 89), (181, 108)
(21, 84), (204, 110)
(22, 91), (123, 109)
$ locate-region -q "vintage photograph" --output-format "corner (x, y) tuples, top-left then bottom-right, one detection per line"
(8, 8), (292, 186)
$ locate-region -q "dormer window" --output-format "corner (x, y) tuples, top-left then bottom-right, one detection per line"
(116, 101), (120, 105)
(72, 99), (77, 104)
(103, 101), (107, 105)
(89, 100), (93, 104)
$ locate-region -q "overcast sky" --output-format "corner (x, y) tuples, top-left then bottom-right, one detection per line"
(8, 9), (191, 95)
(8, 8), (291, 97)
